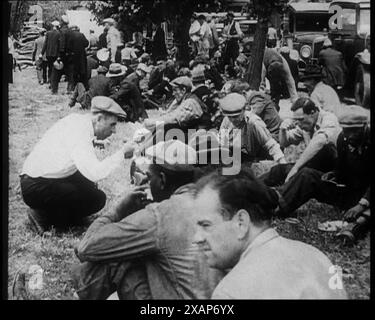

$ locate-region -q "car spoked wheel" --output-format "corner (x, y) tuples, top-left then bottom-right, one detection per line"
(354, 64), (370, 109)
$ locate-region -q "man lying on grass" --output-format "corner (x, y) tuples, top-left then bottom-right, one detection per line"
(20, 96), (136, 234)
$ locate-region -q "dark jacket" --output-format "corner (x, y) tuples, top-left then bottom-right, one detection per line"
(334, 127), (370, 202)
(98, 32), (108, 49)
(88, 74), (112, 98)
(87, 56), (99, 80)
(59, 24), (70, 57)
(110, 72), (146, 121)
(247, 91), (282, 141)
(152, 27), (168, 60)
(66, 30), (89, 75)
(319, 47), (346, 88)
(42, 29), (60, 58)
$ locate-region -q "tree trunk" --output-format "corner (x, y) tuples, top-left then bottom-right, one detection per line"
(244, 19), (268, 90)
(174, 15), (191, 67)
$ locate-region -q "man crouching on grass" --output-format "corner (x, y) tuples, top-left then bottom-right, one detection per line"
(20, 96), (136, 235)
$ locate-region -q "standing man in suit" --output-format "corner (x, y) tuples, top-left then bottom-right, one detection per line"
(41, 21), (60, 87)
(66, 25), (89, 91)
(32, 28), (48, 85)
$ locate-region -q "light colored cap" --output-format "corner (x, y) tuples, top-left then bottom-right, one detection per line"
(145, 140), (197, 171)
(338, 105), (369, 128)
(61, 15), (69, 24)
(103, 18), (115, 25)
(97, 48), (110, 62)
(91, 96), (127, 119)
(323, 38), (332, 47)
(137, 63), (152, 73)
(219, 93), (246, 116)
(191, 65), (206, 83)
(51, 21), (60, 27)
(170, 76), (193, 91)
(106, 63), (127, 77)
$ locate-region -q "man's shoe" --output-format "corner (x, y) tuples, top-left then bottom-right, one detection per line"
(27, 208), (49, 236)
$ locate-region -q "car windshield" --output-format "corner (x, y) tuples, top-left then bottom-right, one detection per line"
(359, 9), (370, 34)
(341, 8), (356, 29)
(294, 13), (329, 32)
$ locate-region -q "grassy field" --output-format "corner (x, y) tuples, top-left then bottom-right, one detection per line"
(8, 68), (370, 300)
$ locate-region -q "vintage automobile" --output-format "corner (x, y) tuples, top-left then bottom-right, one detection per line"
(328, 0), (370, 108)
(282, 2), (332, 72)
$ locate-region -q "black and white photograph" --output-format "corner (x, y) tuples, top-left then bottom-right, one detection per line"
(5, 0), (370, 301)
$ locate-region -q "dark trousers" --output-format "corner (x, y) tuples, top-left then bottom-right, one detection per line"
(260, 143), (338, 187)
(20, 171), (106, 227)
(36, 59), (47, 83)
(72, 260), (152, 300)
(277, 167), (364, 216)
(69, 82), (91, 109)
(46, 56), (57, 84)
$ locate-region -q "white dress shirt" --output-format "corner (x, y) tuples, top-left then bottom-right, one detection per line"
(212, 228), (348, 299)
(21, 113), (124, 182)
(311, 81), (342, 117)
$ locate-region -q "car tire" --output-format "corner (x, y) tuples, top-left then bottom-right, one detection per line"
(354, 64), (370, 109)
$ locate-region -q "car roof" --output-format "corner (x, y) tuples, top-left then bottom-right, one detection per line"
(289, 2), (330, 13)
(329, 0), (370, 8)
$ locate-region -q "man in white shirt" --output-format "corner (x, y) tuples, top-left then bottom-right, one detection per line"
(197, 15), (212, 59)
(20, 96), (135, 234)
(189, 14), (201, 57)
(302, 69), (342, 118)
(103, 18), (122, 63)
(193, 170), (348, 299)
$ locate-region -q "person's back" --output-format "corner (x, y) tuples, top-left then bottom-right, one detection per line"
(21, 113), (91, 179)
(213, 229), (347, 299)
(319, 47), (346, 88)
(247, 91), (282, 141)
(44, 29), (60, 57)
(311, 81), (341, 117)
(76, 184), (223, 299)
(88, 74), (112, 98)
(34, 36), (45, 58)
(145, 185), (222, 299)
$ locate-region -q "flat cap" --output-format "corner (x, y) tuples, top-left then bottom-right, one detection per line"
(338, 105), (369, 127)
(219, 93), (246, 116)
(91, 96), (127, 119)
(145, 140), (197, 171)
(191, 65), (206, 83)
(170, 76), (193, 91)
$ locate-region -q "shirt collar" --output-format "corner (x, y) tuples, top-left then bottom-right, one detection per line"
(240, 228), (279, 261)
(314, 110), (325, 132)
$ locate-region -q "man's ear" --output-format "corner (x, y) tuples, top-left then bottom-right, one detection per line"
(159, 172), (167, 190)
(233, 209), (250, 240)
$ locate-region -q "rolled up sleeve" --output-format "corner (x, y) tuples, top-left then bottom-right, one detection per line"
(68, 128), (124, 182)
